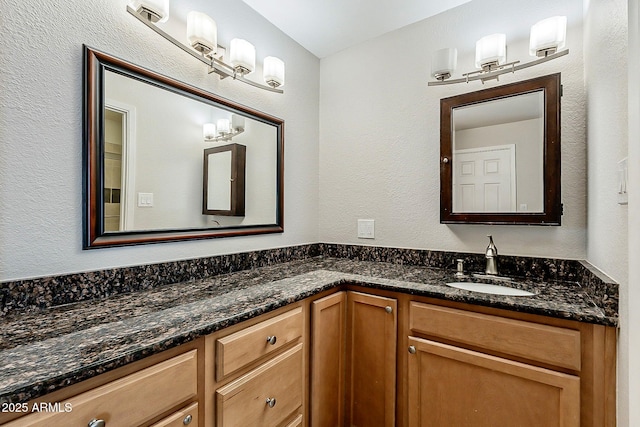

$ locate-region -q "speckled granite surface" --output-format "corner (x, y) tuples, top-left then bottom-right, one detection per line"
(0, 246), (619, 406)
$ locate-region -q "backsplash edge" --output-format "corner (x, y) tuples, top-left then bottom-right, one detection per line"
(0, 243), (618, 320)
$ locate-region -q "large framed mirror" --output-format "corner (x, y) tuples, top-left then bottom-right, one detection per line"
(83, 46), (284, 248)
(440, 73), (561, 225)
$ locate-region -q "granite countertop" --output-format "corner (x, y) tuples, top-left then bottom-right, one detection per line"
(0, 256), (617, 405)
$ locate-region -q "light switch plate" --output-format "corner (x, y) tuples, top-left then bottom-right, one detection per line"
(617, 158), (628, 205)
(138, 192), (154, 207)
(357, 219), (375, 239)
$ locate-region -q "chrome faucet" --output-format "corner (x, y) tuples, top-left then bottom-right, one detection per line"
(485, 235), (498, 275)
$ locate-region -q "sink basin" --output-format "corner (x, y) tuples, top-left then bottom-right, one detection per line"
(446, 282), (535, 296)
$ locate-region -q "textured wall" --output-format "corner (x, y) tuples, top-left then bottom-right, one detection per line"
(0, 0), (320, 280)
(583, 1), (631, 421)
(319, 0), (587, 259)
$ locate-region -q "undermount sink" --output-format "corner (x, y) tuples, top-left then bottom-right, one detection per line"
(446, 281), (535, 296)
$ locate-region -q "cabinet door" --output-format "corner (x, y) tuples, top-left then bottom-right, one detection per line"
(346, 292), (397, 427)
(407, 337), (580, 427)
(311, 292), (347, 427)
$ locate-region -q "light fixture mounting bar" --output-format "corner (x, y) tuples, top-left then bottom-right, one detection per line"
(127, 6), (283, 93)
(206, 127), (245, 143)
(428, 49), (568, 86)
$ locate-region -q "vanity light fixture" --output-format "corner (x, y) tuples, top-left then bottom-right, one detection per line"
(428, 15), (568, 86)
(127, 1), (285, 93)
(129, 0), (169, 23)
(204, 114), (245, 142)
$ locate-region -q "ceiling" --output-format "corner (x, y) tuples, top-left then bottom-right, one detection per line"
(241, 0), (473, 58)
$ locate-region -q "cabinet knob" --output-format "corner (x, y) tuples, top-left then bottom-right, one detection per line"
(266, 336), (277, 345)
(266, 397), (277, 408)
(442, 157), (450, 164)
(183, 414), (193, 425)
(408, 345), (416, 354)
(385, 306), (393, 314)
(88, 420), (106, 427)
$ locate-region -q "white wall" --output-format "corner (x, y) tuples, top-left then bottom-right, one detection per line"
(627, 0), (640, 421)
(625, 0), (639, 425)
(583, 0), (631, 424)
(628, 0), (640, 423)
(0, 0), (320, 280)
(319, 0), (586, 258)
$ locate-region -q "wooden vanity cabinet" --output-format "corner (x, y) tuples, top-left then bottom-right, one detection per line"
(207, 304), (307, 427)
(405, 301), (616, 427)
(1, 341), (203, 427)
(311, 291), (397, 427)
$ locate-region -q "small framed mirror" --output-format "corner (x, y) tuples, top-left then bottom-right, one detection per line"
(83, 46), (284, 248)
(440, 73), (561, 225)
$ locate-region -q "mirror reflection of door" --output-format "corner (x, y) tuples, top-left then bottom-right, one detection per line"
(453, 145), (516, 212)
(207, 150), (232, 211)
(451, 91), (544, 214)
(104, 109), (124, 232)
(104, 102), (136, 232)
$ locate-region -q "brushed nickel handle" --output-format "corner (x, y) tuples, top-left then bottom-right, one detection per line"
(266, 397), (277, 408)
(267, 336), (277, 345)
(385, 306), (393, 314)
(408, 345), (417, 354)
(88, 420), (106, 427)
(183, 414), (193, 425)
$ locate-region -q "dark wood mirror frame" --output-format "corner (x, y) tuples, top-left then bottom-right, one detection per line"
(83, 46), (284, 248)
(440, 73), (561, 225)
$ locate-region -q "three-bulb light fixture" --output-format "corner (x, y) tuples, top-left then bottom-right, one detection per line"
(429, 16), (568, 86)
(203, 114), (245, 143)
(127, 0), (285, 93)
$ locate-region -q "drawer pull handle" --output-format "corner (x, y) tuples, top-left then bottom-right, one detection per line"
(408, 345), (416, 354)
(183, 414), (193, 425)
(385, 306), (393, 314)
(266, 397), (277, 408)
(88, 420), (106, 427)
(267, 335), (277, 345)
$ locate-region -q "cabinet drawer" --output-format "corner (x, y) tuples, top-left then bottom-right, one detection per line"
(4, 350), (198, 427)
(150, 402), (198, 427)
(215, 343), (303, 427)
(216, 306), (303, 380)
(409, 302), (581, 371)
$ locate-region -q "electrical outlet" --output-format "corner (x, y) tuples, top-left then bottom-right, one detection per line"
(357, 219), (375, 239)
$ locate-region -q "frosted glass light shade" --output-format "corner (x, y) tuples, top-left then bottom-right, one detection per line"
(217, 118), (231, 134)
(475, 33), (506, 69)
(529, 16), (567, 57)
(187, 11), (217, 55)
(229, 39), (256, 75)
(431, 48), (457, 80)
(231, 114), (245, 131)
(129, 0), (169, 23)
(263, 56), (285, 88)
(203, 123), (216, 140)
